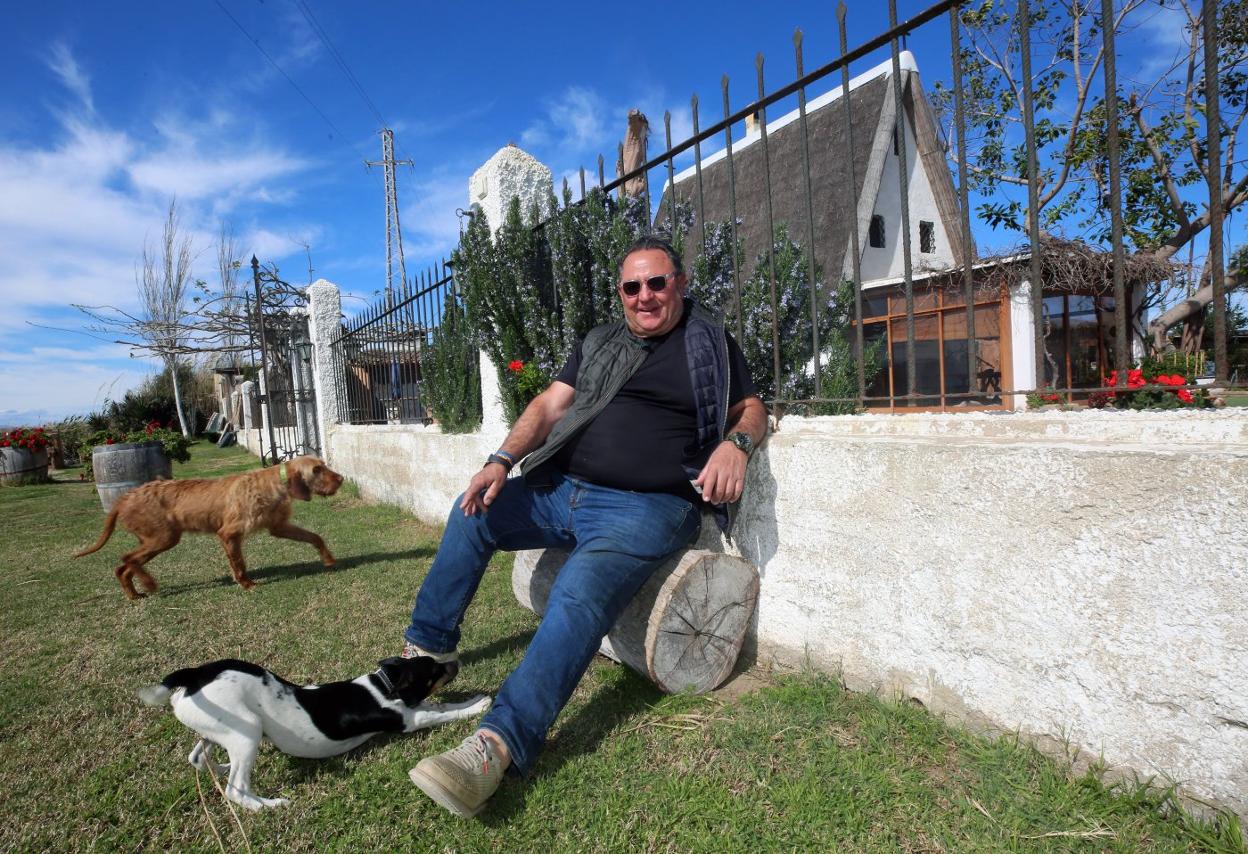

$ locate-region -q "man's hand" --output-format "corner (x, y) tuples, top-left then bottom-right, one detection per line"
(694, 395), (767, 505)
(460, 463), (508, 516)
(458, 380), (577, 516)
(694, 440), (748, 505)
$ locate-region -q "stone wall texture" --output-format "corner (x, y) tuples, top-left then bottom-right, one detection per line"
(260, 407), (1248, 819)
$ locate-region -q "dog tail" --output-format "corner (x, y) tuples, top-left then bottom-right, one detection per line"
(137, 684), (172, 706)
(75, 506), (120, 557)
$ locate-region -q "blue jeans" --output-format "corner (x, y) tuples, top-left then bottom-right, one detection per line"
(404, 471), (701, 776)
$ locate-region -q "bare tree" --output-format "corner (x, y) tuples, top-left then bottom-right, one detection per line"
(214, 222), (243, 358)
(138, 200), (195, 436)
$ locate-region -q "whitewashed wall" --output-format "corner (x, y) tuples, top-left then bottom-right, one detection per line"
(858, 88), (956, 282)
(307, 406), (1248, 820)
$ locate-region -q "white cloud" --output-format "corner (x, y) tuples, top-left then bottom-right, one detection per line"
(399, 172), (472, 264)
(128, 149), (312, 201)
(0, 43), (322, 418)
(516, 85), (702, 194)
(1129, 3), (1195, 81)
(521, 86), (611, 159)
(0, 357), (154, 425)
(45, 41), (94, 113)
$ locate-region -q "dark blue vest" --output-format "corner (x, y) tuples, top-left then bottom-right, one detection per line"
(522, 301), (737, 533)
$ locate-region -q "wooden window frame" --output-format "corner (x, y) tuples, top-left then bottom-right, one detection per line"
(856, 279), (1012, 414)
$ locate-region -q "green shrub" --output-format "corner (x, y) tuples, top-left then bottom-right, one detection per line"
(422, 291), (483, 433)
(454, 190), (651, 424)
(692, 220), (876, 414)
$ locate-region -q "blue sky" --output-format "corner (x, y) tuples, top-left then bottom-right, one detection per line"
(0, 1), (1228, 424)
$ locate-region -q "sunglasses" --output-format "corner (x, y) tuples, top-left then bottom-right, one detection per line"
(619, 271), (679, 297)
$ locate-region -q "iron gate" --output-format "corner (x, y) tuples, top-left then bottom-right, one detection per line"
(247, 258), (321, 466)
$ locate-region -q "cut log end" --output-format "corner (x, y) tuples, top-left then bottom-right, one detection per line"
(513, 547), (759, 694)
(647, 554), (759, 693)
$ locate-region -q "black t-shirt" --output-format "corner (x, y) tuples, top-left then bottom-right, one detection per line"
(551, 313), (757, 503)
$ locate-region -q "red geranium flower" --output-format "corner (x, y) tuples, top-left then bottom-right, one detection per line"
(508, 360), (524, 374)
(1177, 389), (1194, 404)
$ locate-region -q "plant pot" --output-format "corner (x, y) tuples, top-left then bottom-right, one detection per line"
(93, 441), (172, 512)
(0, 447), (50, 485)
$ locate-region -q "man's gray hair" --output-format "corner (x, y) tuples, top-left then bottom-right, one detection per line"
(618, 236), (683, 277)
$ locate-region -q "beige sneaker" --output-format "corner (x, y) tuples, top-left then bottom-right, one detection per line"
(401, 640), (458, 664)
(409, 733), (504, 818)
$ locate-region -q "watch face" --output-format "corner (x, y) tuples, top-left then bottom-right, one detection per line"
(731, 432), (751, 452)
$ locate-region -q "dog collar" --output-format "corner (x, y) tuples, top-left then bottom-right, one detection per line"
(278, 462), (289, 484)
(372, 667), (396, 697)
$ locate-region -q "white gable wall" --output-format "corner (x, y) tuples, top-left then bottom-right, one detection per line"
(857, 109), (956, 283)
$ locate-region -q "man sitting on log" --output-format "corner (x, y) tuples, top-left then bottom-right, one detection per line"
(403, 235), (768, 818)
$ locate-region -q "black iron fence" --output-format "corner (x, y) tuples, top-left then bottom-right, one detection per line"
(337, 0), (1241, 418)
(577, 0), (1241, 411)
(330, 263), (454, 425)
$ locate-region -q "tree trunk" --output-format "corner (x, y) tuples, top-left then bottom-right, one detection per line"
(513, 547), (759, 695)
(1148, 268), (1243, 352)
(167, 360), (191, 437)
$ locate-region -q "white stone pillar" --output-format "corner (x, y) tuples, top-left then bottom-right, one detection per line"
(468, 144), (554, 235)
(306, 279), (343, 460)
(467, 144), (555, 441)
(479, 351), (509, 447)
(239, 380), (257, 434)
(1010, 280), (1036, 411)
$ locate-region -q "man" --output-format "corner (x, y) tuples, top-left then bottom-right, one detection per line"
(405, 236), (768, 817)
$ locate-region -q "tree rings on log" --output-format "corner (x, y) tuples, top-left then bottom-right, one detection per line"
(512, 548), (759, 694)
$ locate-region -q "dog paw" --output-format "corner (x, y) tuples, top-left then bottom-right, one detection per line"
(469, 695), (492, 715)
(227, 792), (267, 812)
(259, 797), (290, 809)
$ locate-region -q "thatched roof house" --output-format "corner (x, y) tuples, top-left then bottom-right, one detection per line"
(656, 51), (972, 285)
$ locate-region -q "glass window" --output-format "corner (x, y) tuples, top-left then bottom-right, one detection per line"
(920, 221), (935, 254)
(862, 290), (889, 319)
(869, 215), (885, 249)
(854, 281), (1005, 409)
(863, 321), (890, 400)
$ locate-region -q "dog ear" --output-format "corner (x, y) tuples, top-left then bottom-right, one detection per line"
(377, 657), (421, 691)
(287, 466), (312, 501)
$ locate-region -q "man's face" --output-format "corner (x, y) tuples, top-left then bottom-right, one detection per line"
(618, 248), (686, 338)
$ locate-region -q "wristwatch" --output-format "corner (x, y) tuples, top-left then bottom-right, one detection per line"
(725, 431), (755, 456)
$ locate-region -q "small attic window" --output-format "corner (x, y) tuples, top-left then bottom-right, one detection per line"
(869, 215), (886, 249)
(920, 220), (935, 254)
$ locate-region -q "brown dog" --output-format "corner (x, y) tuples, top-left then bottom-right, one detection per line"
(76, 456), (344, 600)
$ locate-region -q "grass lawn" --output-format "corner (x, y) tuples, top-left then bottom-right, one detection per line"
(1, 443), (1242, 852)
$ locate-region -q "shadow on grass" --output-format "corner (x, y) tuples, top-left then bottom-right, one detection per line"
(482, 667), (663, 824)
(157, 547), (436, 598)
(460, 630), (537, 668)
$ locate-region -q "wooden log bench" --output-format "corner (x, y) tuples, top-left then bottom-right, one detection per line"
(512, 548), (759, 694)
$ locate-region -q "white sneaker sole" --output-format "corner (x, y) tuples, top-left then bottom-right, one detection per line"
(408, 765), (487, 818)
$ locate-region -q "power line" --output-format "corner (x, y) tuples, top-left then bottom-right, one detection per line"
(292, 0), (387, 129)
(212, 0), (378, 184)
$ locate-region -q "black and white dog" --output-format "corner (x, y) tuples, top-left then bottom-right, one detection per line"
(139, 656), (489, 810)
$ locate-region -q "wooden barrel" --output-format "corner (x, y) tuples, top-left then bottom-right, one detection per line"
(93, 442), (172, 512)
(513, 548), (760, 694)
(0, 448), (50, 485)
